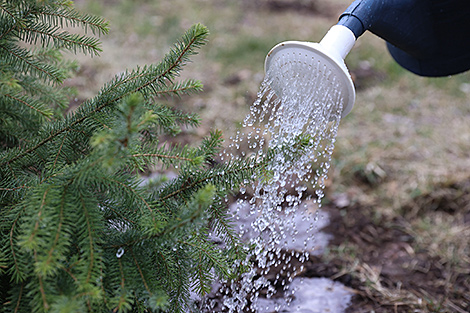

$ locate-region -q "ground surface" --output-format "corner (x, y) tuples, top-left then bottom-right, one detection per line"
(70, 1), (469, 312)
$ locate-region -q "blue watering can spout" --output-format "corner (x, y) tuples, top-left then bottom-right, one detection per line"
(337, 0), (470, 77)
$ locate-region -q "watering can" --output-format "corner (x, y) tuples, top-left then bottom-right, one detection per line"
(265, 0), (470, 117)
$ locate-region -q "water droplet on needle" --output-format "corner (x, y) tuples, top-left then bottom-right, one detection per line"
(116, 247), (124, 258)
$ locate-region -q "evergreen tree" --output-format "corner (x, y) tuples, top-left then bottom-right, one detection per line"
(0, 1), (257, 312)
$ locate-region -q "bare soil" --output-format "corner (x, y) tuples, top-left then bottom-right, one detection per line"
(314, 178), (470, 313)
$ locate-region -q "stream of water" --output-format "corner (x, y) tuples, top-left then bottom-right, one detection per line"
(201, 51), (348, 312)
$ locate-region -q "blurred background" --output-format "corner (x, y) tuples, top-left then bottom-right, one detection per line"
(68, 0), (470, 311)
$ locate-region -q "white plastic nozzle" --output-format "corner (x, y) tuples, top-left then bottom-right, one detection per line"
(319, 25), (356, 63)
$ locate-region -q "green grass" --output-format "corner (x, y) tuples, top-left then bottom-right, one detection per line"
(213, 34), (281, 75)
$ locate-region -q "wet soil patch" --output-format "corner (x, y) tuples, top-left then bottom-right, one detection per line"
(314, 194), (470, 313)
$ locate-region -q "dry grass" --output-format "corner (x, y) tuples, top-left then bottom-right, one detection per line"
(69, 1), (470, 312)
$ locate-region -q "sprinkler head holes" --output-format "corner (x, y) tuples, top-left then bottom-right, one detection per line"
(264, 26), (356, 118)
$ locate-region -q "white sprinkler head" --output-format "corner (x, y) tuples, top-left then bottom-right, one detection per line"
(264, 25), (356, 118)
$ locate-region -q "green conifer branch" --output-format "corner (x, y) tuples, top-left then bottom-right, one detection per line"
(0, 24), (209, 169)
(154, 79), (204, 98)
(0, 2), (260, 309)
(50, 131), (67, 171)
(128, 144), (203, 169)
(130, 152), (194, 163)
(13, 282), (25, 312)
(112, 258), (132, 312)
(144, 104), (200, 136)
(0, 2), (16, 19)
(207, 203), (242, 254)
(37, 6), (109, 36)
(0, 3), (22, 38)
(130, 248), (152, 295)
(17, 75), (72, 110)
(199, 130), (225, 159)
(19, 23), (103, 55)
(158, 158), (257, 202)
(99, 23), (208, 99)
(2, 93), (53, 118)
(40, 185), (66, 275)
(33, 255), (50, 312)
(0, 42), (66, 83)
(0, 1), (107, 53)
(8, 214), (24, 283)
(102, 175), (154, 214)
(184, 234), (230, 295)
